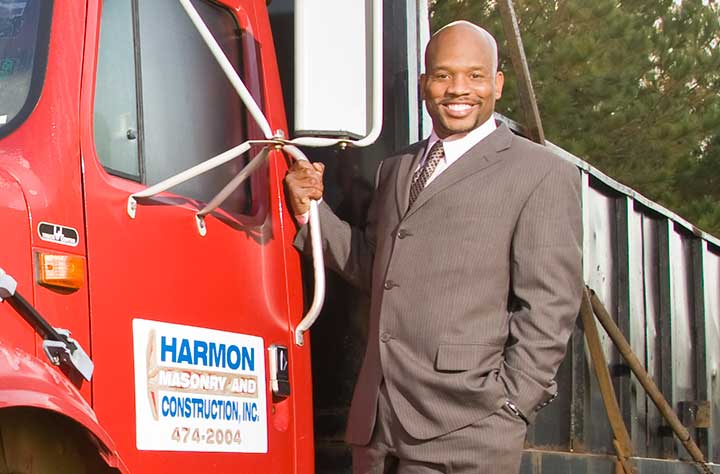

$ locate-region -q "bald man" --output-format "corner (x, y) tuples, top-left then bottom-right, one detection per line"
(286, 21), (583, 474)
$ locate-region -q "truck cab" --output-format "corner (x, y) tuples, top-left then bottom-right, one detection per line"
(0, 0), (314, 472)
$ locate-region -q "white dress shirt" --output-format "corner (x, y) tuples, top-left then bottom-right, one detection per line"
(416, 115), (497, 186)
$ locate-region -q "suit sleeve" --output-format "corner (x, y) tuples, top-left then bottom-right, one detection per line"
(501, 159), (583, 422)
(292, 163), (383, 293)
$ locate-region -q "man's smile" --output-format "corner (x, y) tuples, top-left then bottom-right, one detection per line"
(442, 102), (477, 118)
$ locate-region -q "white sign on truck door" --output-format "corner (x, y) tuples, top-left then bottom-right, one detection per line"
(132, 319), (268, 453)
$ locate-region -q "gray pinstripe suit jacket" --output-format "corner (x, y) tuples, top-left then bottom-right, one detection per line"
(295, 123), (583, 445)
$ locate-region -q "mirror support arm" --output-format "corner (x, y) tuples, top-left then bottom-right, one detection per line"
(140, 0), (371, 345)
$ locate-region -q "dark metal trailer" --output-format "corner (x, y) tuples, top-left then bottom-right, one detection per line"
(515, 135), (720, 474)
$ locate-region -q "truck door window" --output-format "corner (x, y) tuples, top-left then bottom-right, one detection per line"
(94, 0), (139, 179)
(94, 0), (251, 215)
(0, 0), (52, 139)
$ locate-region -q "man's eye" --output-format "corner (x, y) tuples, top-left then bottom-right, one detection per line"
(435, 73), (450, 79)
(470, 73), (484, 79)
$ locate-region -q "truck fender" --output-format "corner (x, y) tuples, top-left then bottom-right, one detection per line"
(0, 341), (129, 473)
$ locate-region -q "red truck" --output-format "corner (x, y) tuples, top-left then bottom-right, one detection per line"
(0, 0), (380, 471)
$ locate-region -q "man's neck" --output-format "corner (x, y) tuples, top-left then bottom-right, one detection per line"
(430, 115), (497, 145)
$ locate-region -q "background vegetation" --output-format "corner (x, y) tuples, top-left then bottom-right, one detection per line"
(429, 0), (720, 236)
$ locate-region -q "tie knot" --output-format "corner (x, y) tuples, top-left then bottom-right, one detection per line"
(428, 140), (444, 160)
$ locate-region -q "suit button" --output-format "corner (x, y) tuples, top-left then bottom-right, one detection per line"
(383, 280), (397, 290)
(397, 229), (411, 239)
(380, 332), (392, 343)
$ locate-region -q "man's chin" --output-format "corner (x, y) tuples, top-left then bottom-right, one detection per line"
(438, 123), (477, 138)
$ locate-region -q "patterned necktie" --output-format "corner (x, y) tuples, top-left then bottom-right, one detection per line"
(408, 140), (444, 209)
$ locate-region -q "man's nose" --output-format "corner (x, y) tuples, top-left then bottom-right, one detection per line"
(446, 74), (470, 95)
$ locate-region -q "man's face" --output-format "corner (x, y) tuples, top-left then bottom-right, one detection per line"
(420, 27), (504, 139)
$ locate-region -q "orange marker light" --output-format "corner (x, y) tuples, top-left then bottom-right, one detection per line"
(36, 253), (85, 290)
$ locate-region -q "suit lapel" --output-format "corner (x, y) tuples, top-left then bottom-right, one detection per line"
(394, 141), (428, 218)
(404, 124), (514, 220)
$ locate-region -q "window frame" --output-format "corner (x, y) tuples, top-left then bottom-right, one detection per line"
(93, 0), (255, 215)
(0, 0), (54, 140)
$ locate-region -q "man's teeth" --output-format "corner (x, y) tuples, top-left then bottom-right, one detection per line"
(447, 104), (472, 111)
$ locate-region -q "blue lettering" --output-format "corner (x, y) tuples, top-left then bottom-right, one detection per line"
(193, 340), (208, 365)
(242, 347), (255, 371)
(161, 395), (170, 416)
(231, 401), (239, 421)
(159, 396), (242, 422)
(158, 335), (254, 371)
(209, 343), (226, 368)
(227, 345), (240, 370)
(160, 336), (177, 363)
(177, 339), (192, 364)
(242, 402), (258, 422)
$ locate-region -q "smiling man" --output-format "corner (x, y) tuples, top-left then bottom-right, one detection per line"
(286, 21), (583, 474)
(421, 22), (502, 139)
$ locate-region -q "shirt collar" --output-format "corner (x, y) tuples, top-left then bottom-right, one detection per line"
(425, 115), (498, 165)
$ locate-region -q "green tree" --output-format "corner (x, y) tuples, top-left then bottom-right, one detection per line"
(429, 0), (720, 236)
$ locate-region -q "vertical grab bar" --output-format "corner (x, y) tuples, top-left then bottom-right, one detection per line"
(283, 146), (326, 346)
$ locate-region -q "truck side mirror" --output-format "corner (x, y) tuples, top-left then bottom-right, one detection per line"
(293, 0), (381, 142)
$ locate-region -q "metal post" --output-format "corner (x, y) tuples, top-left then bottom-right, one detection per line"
(579, 290), (635, 474)
(496, 0), (545, 145)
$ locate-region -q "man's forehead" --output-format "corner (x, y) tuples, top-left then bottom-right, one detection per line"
(425, 21), (498, 71)
(427, 61), (493, 72)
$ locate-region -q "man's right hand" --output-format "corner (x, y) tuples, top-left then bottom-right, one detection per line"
(284, 160), (325, 217)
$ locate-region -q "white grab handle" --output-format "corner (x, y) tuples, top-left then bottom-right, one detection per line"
(283, 145), (326, 346)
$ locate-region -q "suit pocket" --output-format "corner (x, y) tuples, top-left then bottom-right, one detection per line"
(435, 343), (503, 372)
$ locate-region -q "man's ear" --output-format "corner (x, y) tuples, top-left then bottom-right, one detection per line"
(419, 73), (427, 99)
(494, 71), (504, 100)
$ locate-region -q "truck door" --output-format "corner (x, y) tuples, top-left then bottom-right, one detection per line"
(79, 0), (310, 472)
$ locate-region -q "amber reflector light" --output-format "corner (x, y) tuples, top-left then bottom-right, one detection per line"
(37, 253), (85, 290)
